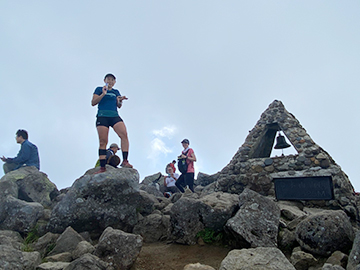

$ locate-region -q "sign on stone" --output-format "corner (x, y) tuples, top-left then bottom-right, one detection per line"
(274, 176), (334, 200)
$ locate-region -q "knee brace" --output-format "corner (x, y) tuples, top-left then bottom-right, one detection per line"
(99, 149), (107, 156)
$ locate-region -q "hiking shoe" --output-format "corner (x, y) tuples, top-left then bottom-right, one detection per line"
(94, 167), (106, 174)
(121, 160), (133, 168)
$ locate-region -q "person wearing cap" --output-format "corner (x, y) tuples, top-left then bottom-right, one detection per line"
(175, 139), (197, 192)
(1, 129), (40, 173)
(92, 73), (133, 173)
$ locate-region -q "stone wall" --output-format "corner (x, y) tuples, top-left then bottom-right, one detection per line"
(213, 100), (358, 219)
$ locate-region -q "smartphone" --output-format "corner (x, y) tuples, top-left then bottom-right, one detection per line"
(105, 83), (108, 90)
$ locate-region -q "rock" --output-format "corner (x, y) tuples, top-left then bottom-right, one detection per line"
(183, 262), (216, 269)
(278, 228), (297, 253)
(295, 210), (354, 256)
(45, 252), (72, 262)
(0, 166), (59, 208)
(277, 201), (307, 221)
(199, 192), (239, 232)
(170, 197), (204, 245)
(133, 213), (170, 242)
(139, 184), (163, 197)
(63, 253), (108, 270)
(0, 244), (41, 270)
(322, 263), (346, 270)
(47, 167), (147, 235)
(225, 188), (280, 247)
(140, 172), (162, 185)
(290, 250), (317, 270)
(36, 261), (71, 270)
(347, 229), (360, 270)
(31, 232), (59, 257)
(94, 227), (142, 270)
(48, 226), (84, 256)
(0, 195), (44, 234)
(325, 251), (348, 269)
(0, 230), (23, 249)
(219, 247), (296, 270)
(195, 172), (219, 187)
(72, 241), (95, 260)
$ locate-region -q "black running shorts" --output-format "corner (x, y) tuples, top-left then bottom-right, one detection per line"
(96, 116), (123, 128)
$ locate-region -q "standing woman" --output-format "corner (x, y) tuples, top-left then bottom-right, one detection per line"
(175, 139), (196, 192)
(92, 73), (133, 173)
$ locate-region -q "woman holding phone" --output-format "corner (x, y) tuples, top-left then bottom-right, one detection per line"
(91, 73), (133, 173)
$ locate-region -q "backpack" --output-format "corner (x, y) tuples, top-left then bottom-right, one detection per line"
(177, 149), (189, 173)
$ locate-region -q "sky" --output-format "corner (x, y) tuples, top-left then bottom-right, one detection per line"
(1, 1), (360, 191)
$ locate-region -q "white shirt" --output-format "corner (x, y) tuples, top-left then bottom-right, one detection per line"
(165, 173), (179, 187)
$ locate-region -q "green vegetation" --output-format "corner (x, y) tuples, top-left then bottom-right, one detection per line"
(196, 228), (224, 244)
(22, 226), (40, 252)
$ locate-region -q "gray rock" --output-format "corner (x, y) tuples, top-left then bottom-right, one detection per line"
(0, 166), (59, 208)
(45, 252), (72, 262)
(94, 227), (142, 270)
(290, 250), (317, 270)
(183, 262), (216, 269)
(225, 188), (280, 247)
(347, 229), (360, 270)
(195, 172), (219, 187)
(295, 210), (354, 256)
(133, 213), (170, 242)
(48, 226), (84, 256)
(0, 244), (41, 270)
(0, 230), (23, 250)
(47, 167), (148, 234)
(219, 247), (296, 270)
(139, 183), (163, 197)
(170, 197), (204, 245)
(64, 253), (108, 270)
(199, 192), (239, 232)
(31, 232), (59, 257)
(36, 262), (71, 270)
(326, 251), (348, 269)
(0, 195), (44, 234)
(322, 263), (346, 270)
(72, 241), (95, 260)
(140, 172), (162, 185)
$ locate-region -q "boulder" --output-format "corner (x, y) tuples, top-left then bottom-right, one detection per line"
(133, 213), (170, 242)
(0, 230), (23, 250)
(170, 197), (204, 245)
(0, 166), (59, 208)
(36, 262), (71, 270)
(184, 262), (216, 270)
(219, 247), (296, 270)
(63, 253), (108, 270)
(31, 232), (59, 257)
(295, 210), (354, 256)
(139, 183), (163, 197)
(140, 172), (162, 185)
(347, 229), (360, 270)
(225, 188), (280, 247)
(290, 250), (317, 270)
(199, 192), (239, 232)
(322, 264), (346, 270)
(0, 195), (44, 233)
(0, 244), (41, 270)
(47, 167), (148, 234)
(45, 252), (72, 262)
(325, 251), (348, 269)
(94, 227), (142, 270)
(72, 241), (95, 260)
(48, 226), (84, 256)
(195, 172), (219, 187)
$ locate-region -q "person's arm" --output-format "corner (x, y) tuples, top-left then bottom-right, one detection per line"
(187, 151), (196, 162)
(164, 176), (168, 187)
(91, 86), (107, 106)
(7, 143), (31, 164)
(117, 96), (128, 108)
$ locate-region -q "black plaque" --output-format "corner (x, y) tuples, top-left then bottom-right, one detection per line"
(274, 176), (334, 200)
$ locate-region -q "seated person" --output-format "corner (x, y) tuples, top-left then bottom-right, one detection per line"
(95, 143), (121, 168)
(163, 163), (179, 197)
(1, 129), (40, 173)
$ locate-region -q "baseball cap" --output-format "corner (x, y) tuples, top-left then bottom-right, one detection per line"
(181, 139), (190, 144)
(104, 73), (116, 80)
(110, 143), (120, 150)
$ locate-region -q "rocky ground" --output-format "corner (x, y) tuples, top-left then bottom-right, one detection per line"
(131, 242), (231, 270)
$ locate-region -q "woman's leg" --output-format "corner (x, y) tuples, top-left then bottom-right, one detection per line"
(113, 121), (132, 167)
(185, 173), (195, 192)
(175, 174), (186, 193)
(96, 126), (109, 172)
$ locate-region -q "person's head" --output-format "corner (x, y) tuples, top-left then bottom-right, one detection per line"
(16, 129), (28, 144)
(166, 164), (174, 174)
(104, 73), (116, 88)
(181, 138), (190, 149)
(109, 143), (120, 154)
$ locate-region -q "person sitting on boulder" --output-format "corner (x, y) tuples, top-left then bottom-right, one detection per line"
(1, 129), (40, 173)
(95, 143), (121, 168)
(163, 163), (179, 197)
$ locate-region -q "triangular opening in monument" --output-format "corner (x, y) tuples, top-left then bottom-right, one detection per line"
(270, 130), (297, 158)
(248, 123), (298, 159)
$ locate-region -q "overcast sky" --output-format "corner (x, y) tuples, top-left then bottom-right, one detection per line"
(1, 1), (360, 191)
